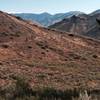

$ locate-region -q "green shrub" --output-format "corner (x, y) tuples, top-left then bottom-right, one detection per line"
(12, 76), (33, 98)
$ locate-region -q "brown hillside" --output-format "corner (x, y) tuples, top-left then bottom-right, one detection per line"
(0, 11), (100, 95)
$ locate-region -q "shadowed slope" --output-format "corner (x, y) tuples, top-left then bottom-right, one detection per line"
(49, 13), (100, 40)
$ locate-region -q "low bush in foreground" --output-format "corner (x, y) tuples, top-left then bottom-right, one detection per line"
(0, 77), (99, 100)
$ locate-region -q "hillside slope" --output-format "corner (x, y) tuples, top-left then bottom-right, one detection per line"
(0, 11), (100, 99)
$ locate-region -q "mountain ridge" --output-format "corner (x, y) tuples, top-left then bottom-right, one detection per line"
(14, 11), (84, 26)
(14, 10), (100, 27)
(49, 11), (100, 40)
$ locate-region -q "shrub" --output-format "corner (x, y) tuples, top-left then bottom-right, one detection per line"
(78, 90), (91, 100)
(36, 41), (48, 50)
(92, 55), (98, 59)
(68, 34), (74, 37)
(11, 76), (33, 99)
(27, 46), (32, 49)
(1, 44), (9, 48)
(15, 16), (23, 20)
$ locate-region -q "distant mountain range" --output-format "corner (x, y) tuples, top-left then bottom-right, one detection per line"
(14, 9), (100, 40)
(49, 9), (100, 40)
(14, 11), (84, 26)
(90, 9), (100, 15)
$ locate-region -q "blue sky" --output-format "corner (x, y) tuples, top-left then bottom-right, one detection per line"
(0, 0), (100, 14)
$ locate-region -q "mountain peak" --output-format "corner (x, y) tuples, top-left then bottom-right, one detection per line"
(14, 11), (85, 27)
(90, 9), (100, 15)
(40, 12), (52, 16)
